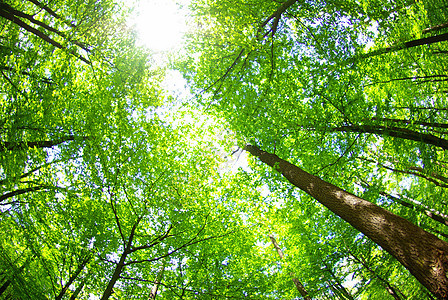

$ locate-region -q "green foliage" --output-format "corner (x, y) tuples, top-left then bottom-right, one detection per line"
(2, 0), (448, 299)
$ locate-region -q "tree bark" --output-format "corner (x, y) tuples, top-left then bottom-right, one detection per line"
(100, 249), (129, 300)
(0, 8), (90, 63)
(358, 157), (448, 189)
(269, 235), (311, 300)
(359, 32), (448, 59)
(0, 186), (45, 203)
(369, 186), (448, 227)
(259, 0), (299, 38)
(0, 280), (11, 297)
(0, 3), (89, 52)
(69, 281), (85, 300)
(149, 259), (167, 299)
(25, 0), (77, 28)
(55, 255), (90, 300)
(370, 118), (448, 129)
(330, 125), (448, 150)
(244, 144), (448, 299)
(324, 266), (354, 300)
(423, 22), (448, 34)
(0, 136), (89, 152)
(100, 217), (142, 300)
(348, 250), (404, 300)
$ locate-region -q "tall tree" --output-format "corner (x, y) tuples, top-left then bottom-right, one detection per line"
(244, 144), (448, 298)
(269, 235), (311, 299)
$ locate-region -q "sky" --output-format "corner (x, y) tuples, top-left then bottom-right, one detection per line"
(131, 0), (188, 52)
(130, 0), (250, 173)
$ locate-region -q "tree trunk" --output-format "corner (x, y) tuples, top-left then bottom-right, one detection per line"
(0, 8), (89, 63)
(359, 32), (448, 59)
(0, 279), (11, 297)
(330, 125), (448, 150)
(358, 157), (448, 188)
(0, 3), (89, 52)
(259, 0), (299, 38)
(149, 259), (167, 299)
(0, 136), (89, 152)
(370, 118), (448, 129)
(371, 187), (448, 227)
(244, 144), (448, 299)
(100, 218), (141, 300)
(25, 0), (77, 28)
(268, 235), (311, 300)
(69, 281), (85, 300)
(324, 266), (354, 300)
(0, 186), (45, 203)
(348, 250), (404, 300)
(423, 22), (448, 34)
(55, 255), (90, 300)
(100, 249), (129, 300)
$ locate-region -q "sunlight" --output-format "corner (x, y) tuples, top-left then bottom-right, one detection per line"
(132, 0), (187, 52)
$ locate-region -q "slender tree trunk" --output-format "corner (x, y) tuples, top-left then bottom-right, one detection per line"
(269, 235), (311, 300)
(0, 186), (45, 202)
(25, 0), (76, 28)
(0, 279), (11, 297)
(358, 157), (448, 188)
(348, 251), (404, 300)
(100, 218), (141, 300)
(0, 8), (89, 63)
(330, 125), (448, 150)
(359, 32), (448, 59)
(149, 259), (167, 299)
(370, 118), (448, 129)
(244, 144), (448, 299)
(0, 136), (89, 152)
(0, 3), (89, 52)
(324, 266), (354, 300)
(55, 255), (90, 300)
(0, 66), (53, 84)
(69, 281), (85, 300)
(423, 22), (448, 34)
(368, 186), (448, 227)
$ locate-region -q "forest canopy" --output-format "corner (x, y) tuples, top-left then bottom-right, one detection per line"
(1, 0), (448, 299)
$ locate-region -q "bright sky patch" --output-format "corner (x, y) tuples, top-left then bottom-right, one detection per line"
(132, 0), (186, 52)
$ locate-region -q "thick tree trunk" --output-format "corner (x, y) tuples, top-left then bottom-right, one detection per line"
(259, 0), (299, 38)
(269, 235), (311, 300)
(244, 144), (448, 299)
(100, 249), (129, 300)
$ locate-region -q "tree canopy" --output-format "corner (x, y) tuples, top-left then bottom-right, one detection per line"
(1, 0), (448, 299)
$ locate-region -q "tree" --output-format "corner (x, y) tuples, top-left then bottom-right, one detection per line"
(181, 0), (448, 296)
(244, 144), (448, 298)
(269, 234), (311, 300)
